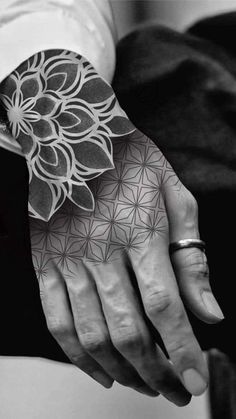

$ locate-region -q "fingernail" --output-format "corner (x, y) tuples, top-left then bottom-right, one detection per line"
(135, 388), (159, 397)
(182, 369), (207, 396)
(202, 291), (224, 320)
(92, 371), (113, 389)
(165, 393), (191, 407)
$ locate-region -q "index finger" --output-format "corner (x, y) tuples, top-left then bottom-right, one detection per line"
(129, 235), (209, 396)
(164, 184), (224, 324)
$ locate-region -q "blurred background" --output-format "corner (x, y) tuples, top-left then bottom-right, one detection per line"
(111, 0), (236, 38)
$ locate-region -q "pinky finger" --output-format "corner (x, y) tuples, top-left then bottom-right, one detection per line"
(39, 270), (114, 389)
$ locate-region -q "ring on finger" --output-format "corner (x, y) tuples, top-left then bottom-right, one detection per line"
(169, 239), (206, 255)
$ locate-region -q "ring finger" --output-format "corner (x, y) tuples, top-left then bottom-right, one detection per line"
(65, 260), (159, 397)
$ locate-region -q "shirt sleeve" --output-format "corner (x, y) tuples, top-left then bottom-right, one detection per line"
(0, 0), (116, 155)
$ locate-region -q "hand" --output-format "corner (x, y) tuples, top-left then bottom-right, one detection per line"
(30, 127), (224, 404)
(1, 50), (223, 405)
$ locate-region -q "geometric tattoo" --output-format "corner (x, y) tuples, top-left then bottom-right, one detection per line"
(30, 129), (181, 280)
(0, 50), (135, 220)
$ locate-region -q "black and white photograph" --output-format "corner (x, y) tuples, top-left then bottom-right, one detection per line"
(0, 1), (234, 418)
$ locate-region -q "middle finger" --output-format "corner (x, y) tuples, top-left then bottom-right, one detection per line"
(88, 258), (191, 406)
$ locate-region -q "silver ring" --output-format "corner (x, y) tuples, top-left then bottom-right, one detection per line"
(169, 239), (206, 255)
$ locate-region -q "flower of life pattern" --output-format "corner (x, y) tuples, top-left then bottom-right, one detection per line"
(0, 50), (134, 221)
(30, 129), (181, 281)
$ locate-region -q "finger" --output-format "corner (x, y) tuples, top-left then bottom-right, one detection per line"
(66, 260), (159, 398)
(89, 259), (191, 406)
(164, 184), (224, 323)
(130, 235), (209, 396)
(38, 266), (113, 389)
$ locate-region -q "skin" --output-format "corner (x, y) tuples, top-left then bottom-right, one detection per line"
(0, 50), (134, 220)
(0, 50), (224, 405)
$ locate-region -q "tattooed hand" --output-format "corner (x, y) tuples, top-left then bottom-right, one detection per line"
(0, 50), (133, 220)
(30, 127), (223, 403)
(1, 49), (223, 403)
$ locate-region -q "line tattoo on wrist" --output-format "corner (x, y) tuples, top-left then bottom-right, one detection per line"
(0, 49), (135, 221)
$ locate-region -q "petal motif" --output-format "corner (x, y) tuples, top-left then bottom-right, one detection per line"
(21, 77), (39, 100)
(32, 119), (52, 138)
(79, 78), (114, 103)
(53, 183), (67, 212)
(17, 132), (34, 155)
(57, 108), (94, 134)
(46, 73), (66, 91)
(39, 145), (58, 165)
(72, 141), (113, 170)
(38, 145), (71, 178)
(56, 111), (80, 128)
(47, 63), (78, 92)
(29, 173), (54, 221)
(33, 96), (56, 116)
(1, 76), (17, 99)
(106, 116), (135, 136)
(68, 183), (94, 211)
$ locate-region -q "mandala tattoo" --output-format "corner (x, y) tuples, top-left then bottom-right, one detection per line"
(0, 50), (134, 221)
(30, 129), (181, 281)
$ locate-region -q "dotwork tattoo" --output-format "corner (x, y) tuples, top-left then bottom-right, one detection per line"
(30, 129), (181, 281)
(0, 50), (134, 221)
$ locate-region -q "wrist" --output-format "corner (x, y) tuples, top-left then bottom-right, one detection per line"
(0, 49), (134, 221)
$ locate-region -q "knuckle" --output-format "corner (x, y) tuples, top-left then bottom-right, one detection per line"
(69, 352), (98, 376)
(80, 332), (111, 356)
(112, 327), (144, 355)
(167, 337), (194, 364)
(144, 287), (174, 318)
(182, 251), (209, 280)
(70, 352), (88, 367)
(174, 306), (187, 327)
(168, 339), (186, 356)
(47, 319), (72, 339)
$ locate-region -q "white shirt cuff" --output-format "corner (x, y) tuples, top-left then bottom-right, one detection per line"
(0, 6), (116, 156)
(0, 9), (115, 83)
